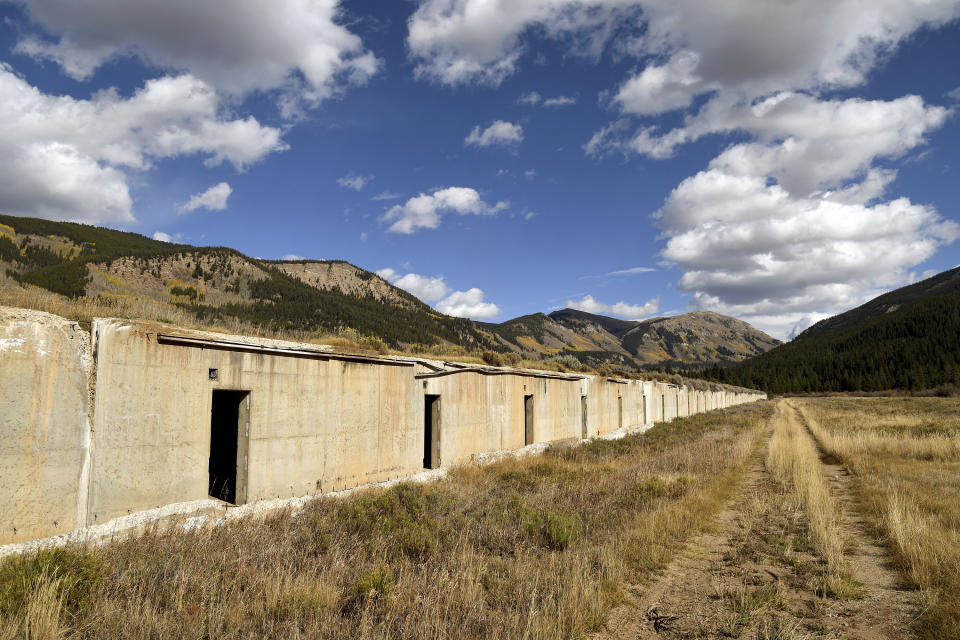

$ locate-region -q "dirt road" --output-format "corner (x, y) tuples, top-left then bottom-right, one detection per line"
(593, 400), (916, 639)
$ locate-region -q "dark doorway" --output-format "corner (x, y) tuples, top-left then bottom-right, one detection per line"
(581, 395), (588, 439)
(524, 394), (534, 445)
(661, 394), (666, 421)
(209, 390), (249, 505)
(618, 396), (623, 429)
(424, 394), (441, 469)
(642, 394), (647, 424)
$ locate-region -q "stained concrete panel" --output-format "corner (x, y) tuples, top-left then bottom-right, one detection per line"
(88, 319), (420, 525)
(0, 307), (90, 544)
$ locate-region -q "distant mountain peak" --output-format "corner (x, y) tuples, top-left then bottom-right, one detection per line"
(491, 307), (779, 368)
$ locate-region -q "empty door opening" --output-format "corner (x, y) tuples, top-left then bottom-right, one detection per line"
(424, 394), (441, 469)
(641, 394), (647, 424)
(209, 390), (249, 505)
(661, 394), (666, 421)
(524, 394), (534, 445)
(618, 396), (623, 429)
(581, 395), (588, 439)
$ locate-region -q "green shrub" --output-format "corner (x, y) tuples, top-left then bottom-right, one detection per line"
(336, 483), (454, 560)
(482, 350), (505, 366)
(169, 285), (199, 301)
(0, 548), (103, 618)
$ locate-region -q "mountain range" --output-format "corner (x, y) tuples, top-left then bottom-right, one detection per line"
(4, 214), (959, 392)
(0, 214), (779, 370)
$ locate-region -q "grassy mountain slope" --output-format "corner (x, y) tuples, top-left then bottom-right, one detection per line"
(694, 270), (960, 393)
(483, 307), (780, 369)
(0, 214), (490, 350)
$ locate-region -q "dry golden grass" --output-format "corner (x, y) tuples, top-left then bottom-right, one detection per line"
(795, 397), (960, 639)
(0, 572), (66, 640)
(0, 402), (773, 639)
(0, 272), (258, 337)
(765, 403), (856, 598)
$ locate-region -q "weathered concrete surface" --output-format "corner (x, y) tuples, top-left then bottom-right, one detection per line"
(88, 318), (420, 526)
(421, 371), (589, 466)
(0, 307), (90, 545)
(2, 309), (766, 547)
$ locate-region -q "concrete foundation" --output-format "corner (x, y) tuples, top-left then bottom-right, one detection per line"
(0, 308), (766, 547)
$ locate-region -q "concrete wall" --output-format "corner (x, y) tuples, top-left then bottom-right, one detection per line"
(88, 318), (420, 526)
(0, 308), (91, 545)
(1, 309), (767, 547)
(420, 372), (584, 466)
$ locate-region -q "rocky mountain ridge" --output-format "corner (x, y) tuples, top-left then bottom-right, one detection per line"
(1, 214), (778, 368)
(482, 308), (780, 369)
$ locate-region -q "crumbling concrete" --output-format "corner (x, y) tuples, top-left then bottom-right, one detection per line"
(0, 308), (767, 549)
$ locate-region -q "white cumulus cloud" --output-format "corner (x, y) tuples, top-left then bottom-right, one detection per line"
(517, 91), (542, 105)
(517, 91), (576, 107)
(566, 295), (659, 320)
(638, 92), (958, 338)
(407, 0), (631, 85)
(177, 182), (232, 214)
(14, 0), (379, 104)
(564, 0), (960, 338)
(152, 231), (172, 242)
(337, 174), (374, 191)
(657, 165), (959, 339)
(376, 268), (450, 302)
(465, 120), (523, 148)
(543, 95), (576, 107)
(378, 268), (501, 318)
(0, 68), (284, 223)
(436, 288), (501, 319)
(613, 50), (704, 116)
(383, 186), (508, 234)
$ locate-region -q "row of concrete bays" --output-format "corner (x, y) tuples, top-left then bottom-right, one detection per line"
(0, 307), (764, 546)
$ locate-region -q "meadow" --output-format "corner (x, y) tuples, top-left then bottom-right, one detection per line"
(795, 397), (960, 639)
(0, 403), (772, 639)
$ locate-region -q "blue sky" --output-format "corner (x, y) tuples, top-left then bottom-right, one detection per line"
(1, 0), (959, 339)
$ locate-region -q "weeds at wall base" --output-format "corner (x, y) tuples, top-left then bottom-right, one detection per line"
(0, 403), (774, 639)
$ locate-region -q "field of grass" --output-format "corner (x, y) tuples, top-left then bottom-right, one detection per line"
(766, 402), (860, 599)
(795, 397), (960, 639)
(0, 402), (772, 639)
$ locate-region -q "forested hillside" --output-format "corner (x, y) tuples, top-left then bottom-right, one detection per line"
(798, 267), (960, 338)
(692, 287), (960, 393)
(0, 215), (490, 349)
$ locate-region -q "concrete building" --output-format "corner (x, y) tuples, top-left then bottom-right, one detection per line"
(0, 308), (766, 547)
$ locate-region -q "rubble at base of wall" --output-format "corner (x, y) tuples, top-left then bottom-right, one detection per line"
(0, 420), (660, 559)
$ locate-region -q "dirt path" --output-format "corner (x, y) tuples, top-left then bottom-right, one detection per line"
(592, 400), (916, 639)
(789, 400), (917, 639)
